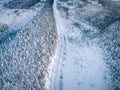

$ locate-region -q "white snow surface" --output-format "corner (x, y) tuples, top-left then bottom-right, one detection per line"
(0, 10), (37, 31)
(0, 1), (113, 90)
(0, 1), (44, 33)
(49, 0), (111, 90)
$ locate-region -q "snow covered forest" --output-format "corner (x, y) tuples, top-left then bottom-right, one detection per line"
(0, 0), (120, 90)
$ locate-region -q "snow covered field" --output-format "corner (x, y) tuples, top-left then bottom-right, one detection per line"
(0, 0), (46, 34)
(50, 0), (120, 90)
(0, 0), (120, 90)
(0, 0), (57, 90)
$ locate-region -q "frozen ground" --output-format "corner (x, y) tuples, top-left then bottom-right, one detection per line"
(0, 0), (120, 90)
(0, 0), (57, 90)
(0, 0), (46, 34)
(50, 0), (120, 90)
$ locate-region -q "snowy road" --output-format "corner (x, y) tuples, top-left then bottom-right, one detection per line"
(0, 0), (119, 90)
(49, 0), (111, 90)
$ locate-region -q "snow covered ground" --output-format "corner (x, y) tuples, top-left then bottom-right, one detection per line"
(49, 0), (120, 90)
(0, 0), (45, 35)
(0, 10), (36, 31)
(0, 1), (57, 90)
(0, 0), (120, 90)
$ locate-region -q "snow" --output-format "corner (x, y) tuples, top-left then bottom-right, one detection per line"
(0, 0), (11, 9)
(0, 1), (44, 33)
(0, 1), (57, 90)
(0, 0), (119, 90)
(49, 0), (111, 90)
(0, 10), (37, 31)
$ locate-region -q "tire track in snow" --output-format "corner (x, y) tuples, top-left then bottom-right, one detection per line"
(49, 1), (66, 89)
(51, 0), (111, 90)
